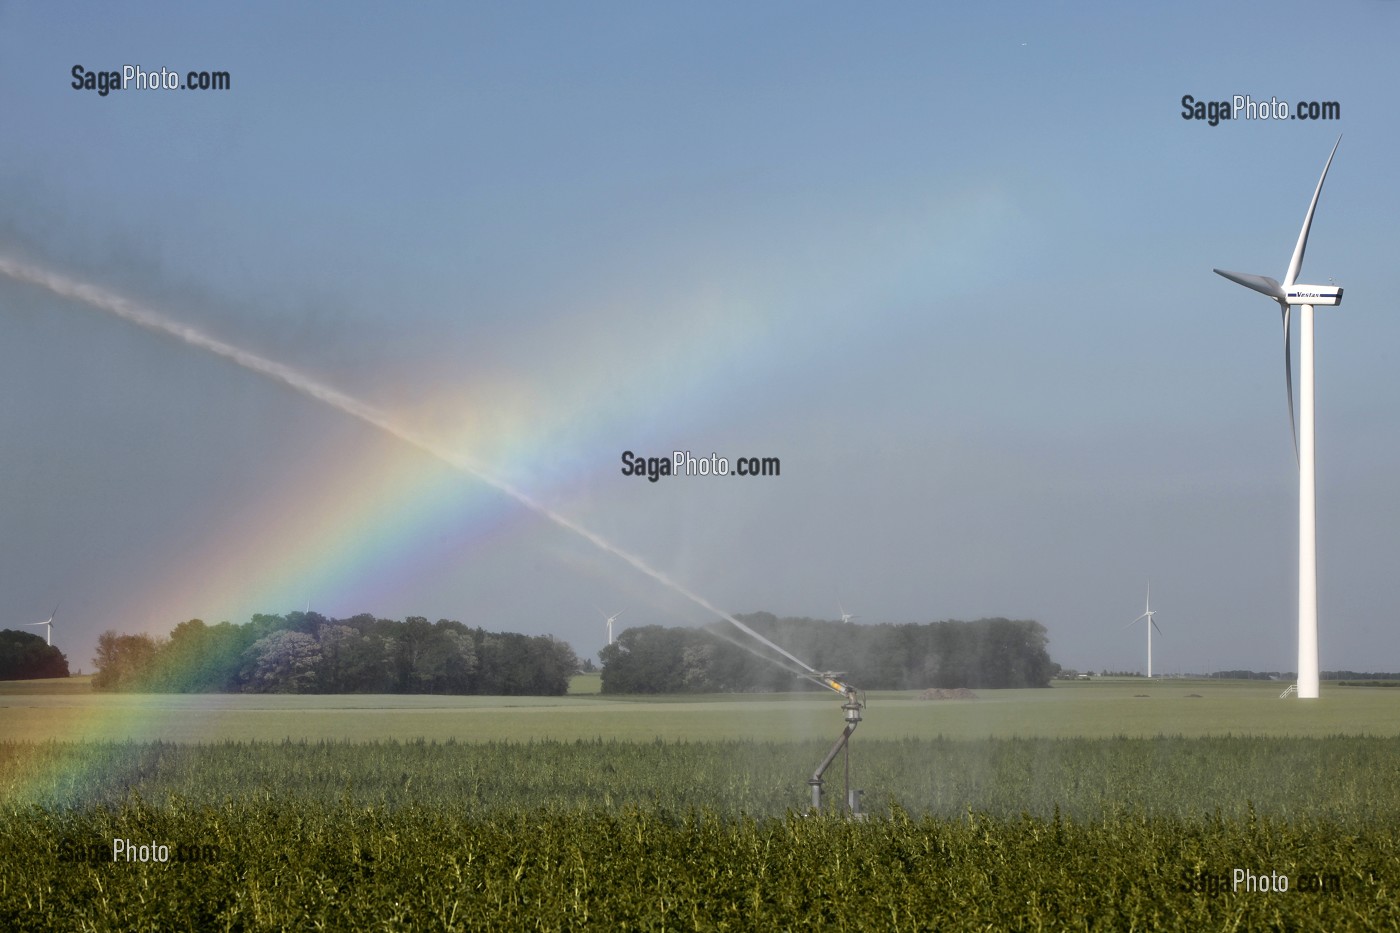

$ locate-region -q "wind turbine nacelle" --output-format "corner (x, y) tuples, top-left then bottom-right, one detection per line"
(1286, 285), (1342, 306)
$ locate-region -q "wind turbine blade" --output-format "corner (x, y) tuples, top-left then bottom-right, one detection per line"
(1214, 269), (1285, 301)
(1283, 136), (1341, 288)
(1151, 619), (1163, 637)
(1124, 613), (1149, 628)
(1282, 302), (1297, 461)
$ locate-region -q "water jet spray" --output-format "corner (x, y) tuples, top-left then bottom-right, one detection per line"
(2, 254), (873, 811)
(0, 254), (801, 663)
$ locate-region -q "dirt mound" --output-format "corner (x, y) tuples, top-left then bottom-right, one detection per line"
(918, 687), (977, 700)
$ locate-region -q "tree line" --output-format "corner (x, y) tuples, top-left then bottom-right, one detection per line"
(91, 612), (578, 695)
(599, 613), (1058, 694)
(1208, 670), (1400, 681)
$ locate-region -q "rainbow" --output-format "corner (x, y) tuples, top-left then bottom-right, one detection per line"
(0, 178), (1016, 792)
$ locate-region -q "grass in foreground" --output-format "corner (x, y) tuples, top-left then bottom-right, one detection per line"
(2, 737), (1398, 930)
(3, 683), (1397, 928)
(4, 804), (1392, 931)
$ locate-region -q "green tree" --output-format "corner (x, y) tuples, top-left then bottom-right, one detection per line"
(91, 631), (160, 691)
(241, 630), (322, 693)
(0, 629), (69, 679)
(600, 615), (1060, 694)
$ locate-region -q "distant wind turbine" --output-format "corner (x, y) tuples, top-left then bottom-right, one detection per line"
(24, 603), (59, 647)
(1124, 585), (1162, 678)
(597, 608), (624, 646)
(837, 600), (858, 625)
(1215, 136), (1344, 700)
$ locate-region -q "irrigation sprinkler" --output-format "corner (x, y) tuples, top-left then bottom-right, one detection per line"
(700, 623), (872, 816)
(805, 673), (866, 817)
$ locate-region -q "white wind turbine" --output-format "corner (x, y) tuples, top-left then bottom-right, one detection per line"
(1124, 585), (1162, 678)
(25, 603), (59, 647)
(597, 608), (624, 646)
(1215, 136), (1344, 700)
(837, 600), (858, 625)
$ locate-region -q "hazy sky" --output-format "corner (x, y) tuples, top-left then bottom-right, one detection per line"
(2, 2), (1397, 678)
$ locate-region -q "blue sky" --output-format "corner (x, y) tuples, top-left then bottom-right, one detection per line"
(2, 1), (1398, 678)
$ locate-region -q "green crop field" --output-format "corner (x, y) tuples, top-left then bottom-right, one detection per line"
(5, 677), (1400, 744)
(2, 678), (1398, 929)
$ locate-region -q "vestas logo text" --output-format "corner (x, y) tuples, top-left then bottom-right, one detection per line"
(1285, 285), (1342, 306)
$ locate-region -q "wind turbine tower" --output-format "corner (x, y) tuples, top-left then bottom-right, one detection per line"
(1125, 585), (1162, 678)
(1215, 137), (1344, 700)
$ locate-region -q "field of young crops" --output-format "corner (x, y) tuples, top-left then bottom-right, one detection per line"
(3, 736), (1397, 929)
(8, 677), (1400, 743)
